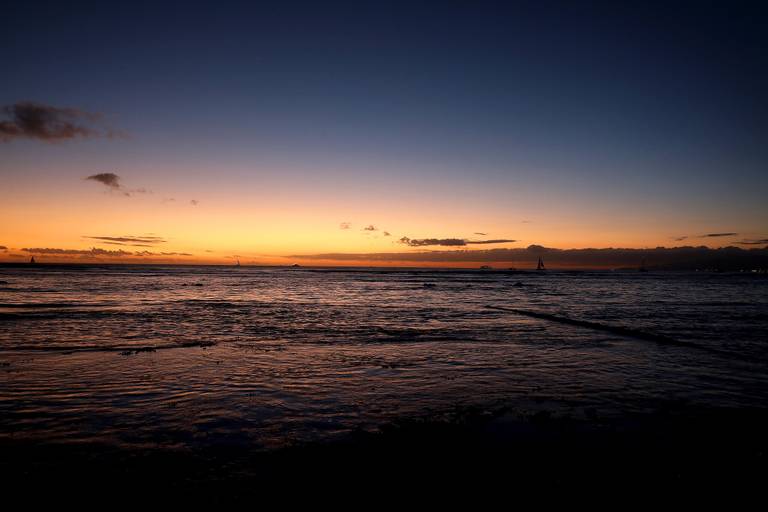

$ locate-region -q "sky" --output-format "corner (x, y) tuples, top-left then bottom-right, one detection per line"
(1, 0), (766, 266)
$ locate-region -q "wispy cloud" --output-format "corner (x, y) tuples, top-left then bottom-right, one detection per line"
(363, 225), (378, 231)
(0, 245), (7, 252)
(398, 237), (515, 247)
(22, 247), (192, 257)
(83, 235), (166, 246)
(474, 232), (488, 236)
(22, 247), (133, 257)
(383, 231), (391, 236)
(1, 102), (120, 143)
(340, 222), (352, 230)
(190, 199), (199, 206)
(470, 239), (517, 245)
(737, 238), (768, 245)
(674, 232), (738, 241)
(85, 173), (149, 197)
(134, 250), (193, 257)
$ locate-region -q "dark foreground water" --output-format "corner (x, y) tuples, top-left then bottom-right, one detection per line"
(2, 265), (767, 454)
(2, 265), (768, 501)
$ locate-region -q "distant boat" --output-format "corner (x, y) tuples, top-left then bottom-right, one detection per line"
(536, 257), (545, 271)
(480, 265), (492, 270)
(290, 264), (301, 268)
(29, 256), (36, 264)
(235, 259), (241, 267)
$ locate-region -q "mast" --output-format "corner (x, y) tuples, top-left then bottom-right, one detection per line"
(536, 257), (545, 271)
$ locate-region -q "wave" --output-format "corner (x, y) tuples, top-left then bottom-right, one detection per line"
(486, 306), (745, 359)
(0, 339), (217, 354)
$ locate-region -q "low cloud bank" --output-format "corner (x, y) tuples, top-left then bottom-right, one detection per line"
(292, 245), (768, 269)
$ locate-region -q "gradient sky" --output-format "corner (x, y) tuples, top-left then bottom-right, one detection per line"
(1, 1), (766, 265)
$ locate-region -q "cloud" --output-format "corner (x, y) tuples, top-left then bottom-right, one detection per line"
(673, 236), (688, 242)
(86, 173), (121, 190)
(0, 102), (118, 143)
(340, 222), (352, 230)
(363, 225), (378, 231)
(383, 231), (391, 236)
(83, 236), (166, 245)
(291, 245), (768, 270)
(22, 247), (192, 258)
(469, 239), (517, 244)
(737, 239), (768, 245)
(398, 237), (515, 247)
(22, 247), (133, 257)
(85, 173), (149, 197)
(702, 233), (738, 237)
(400, 237), (465, 247)
(190, 199), (199, 206)
(474, 232), (488, 236)
(0, 245), (7, 252)
(134, 250), (193, 257)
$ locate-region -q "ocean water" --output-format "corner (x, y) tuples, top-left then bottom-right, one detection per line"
(1, 265), (767, 449)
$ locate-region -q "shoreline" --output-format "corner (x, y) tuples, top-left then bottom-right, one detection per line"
(3, 404), (766, 501)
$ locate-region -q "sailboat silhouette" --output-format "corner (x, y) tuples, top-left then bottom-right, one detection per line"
(29, 256), (36, 264)
(536, 257), (545, 271)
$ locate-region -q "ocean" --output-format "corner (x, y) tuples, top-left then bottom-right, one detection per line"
(2, 265), (767, 453)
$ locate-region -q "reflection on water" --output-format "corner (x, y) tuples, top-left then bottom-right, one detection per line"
(1, 266), (767, 448)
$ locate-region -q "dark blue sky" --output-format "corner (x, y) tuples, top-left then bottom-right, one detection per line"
(1, 0), (766, 254)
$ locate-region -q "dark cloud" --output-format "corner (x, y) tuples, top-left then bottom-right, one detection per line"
(85, 173), (149, 196)
(190, 199), (199, 206)
(0, 102), (117, 143)
(399, 237), (515, 247)
(737, 239), (768, 245)
(291, 245), (768, 270)
(83, 236), (166, 244)
(340, 222), (352, 230)
(469, 239), (517, 245)
(363, 225), (378, 231)
(383, 231), (391, 236)
(674, 236), (688, 242)
(400, 237), (466, 247)
(0, 245), (7, 252)
(86, 173), (121, 190)
(474, 232), (488, 236)
(702, 233), (738, 237)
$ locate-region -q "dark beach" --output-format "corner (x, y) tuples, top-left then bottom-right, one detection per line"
(3, 405), (767, 503)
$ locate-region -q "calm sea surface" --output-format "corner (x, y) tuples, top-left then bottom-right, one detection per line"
(1, 265), (767, 449)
